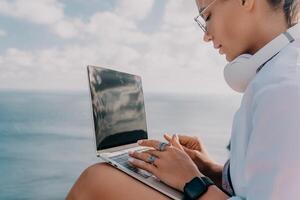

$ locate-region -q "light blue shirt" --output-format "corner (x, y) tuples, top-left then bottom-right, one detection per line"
(228, 35), (300, 199)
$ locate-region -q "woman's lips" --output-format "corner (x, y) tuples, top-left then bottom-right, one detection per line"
(214, 44), (221, 49)
(219, 47), (224, 55)
(214, 44), (224, 55)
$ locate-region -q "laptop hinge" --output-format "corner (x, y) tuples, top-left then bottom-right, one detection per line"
(97, 143), (140, 154)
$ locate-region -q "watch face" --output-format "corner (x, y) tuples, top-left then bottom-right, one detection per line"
(184, 177), (209, 199)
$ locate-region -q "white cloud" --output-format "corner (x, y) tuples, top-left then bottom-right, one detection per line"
(115, 0), (155, 21)
(163, 0), (199, 28)
(0, 0), (154, 39)
(0, 0), (234, 95)
(52, 18), (85, 39)
(0, 29), (6, 37)
(0, 0), (83, 39)
(0, 0), (64, 25)
(2, 48), (34, 68)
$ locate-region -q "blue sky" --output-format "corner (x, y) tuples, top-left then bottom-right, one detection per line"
(0, 0), (233, 95)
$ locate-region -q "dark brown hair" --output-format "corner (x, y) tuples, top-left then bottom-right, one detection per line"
(268, 0), (300, 26)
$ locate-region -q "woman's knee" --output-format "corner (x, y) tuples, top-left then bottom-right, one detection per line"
(81, 162), (112, 182)
(67, 163), (112, 199)
(80, 163), (117, 192)
(67, 163), (172, 200)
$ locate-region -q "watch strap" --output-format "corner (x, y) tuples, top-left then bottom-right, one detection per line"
(202, 176), (214, 186)
(183, 176), (215, 200)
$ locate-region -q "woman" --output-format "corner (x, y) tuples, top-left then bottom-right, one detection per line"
(67, 0), (300, 199)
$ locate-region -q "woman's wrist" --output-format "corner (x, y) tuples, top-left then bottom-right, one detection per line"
(206, 163), (223, 188)
(196, 185), (229, 200)
(192, 153), (223, 188)
(182, 176), (228, 200)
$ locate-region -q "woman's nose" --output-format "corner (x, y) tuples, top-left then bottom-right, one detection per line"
(203, 32), (213, 42)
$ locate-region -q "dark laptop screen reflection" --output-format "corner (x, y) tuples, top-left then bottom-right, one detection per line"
(88, 66), (148, 151)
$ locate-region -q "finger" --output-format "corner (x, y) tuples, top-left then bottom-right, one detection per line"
(165, 134), (185, 151)
(171, 134), (185, 150)
(163, 133), (172, 142)
(182, 146), (194, 156)
(165, 133), (192, 146)
(128, 157), (158, 175)
(182, 145), (191, 152)
(144, 149), (163, 158)
(129, 151), (158, 165)
(178, 135), (206, 152)
(164, 133), (180, 146)
(177, 134), (191, 144)
(177, 134), (199, 146)
(138, 139), (167, 150)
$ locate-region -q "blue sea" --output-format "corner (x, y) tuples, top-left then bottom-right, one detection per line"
(0, 90), (241, 200)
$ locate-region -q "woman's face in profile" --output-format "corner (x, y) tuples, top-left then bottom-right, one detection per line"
(196, 0), (257, 61)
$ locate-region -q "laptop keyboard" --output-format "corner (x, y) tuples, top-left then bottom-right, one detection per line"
(111, 152), (152, 179)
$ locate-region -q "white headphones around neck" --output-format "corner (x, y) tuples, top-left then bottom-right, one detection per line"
(223, 23), (300, 93)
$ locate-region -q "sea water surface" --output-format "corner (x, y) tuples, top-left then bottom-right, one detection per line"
(0, 90), (241, 200)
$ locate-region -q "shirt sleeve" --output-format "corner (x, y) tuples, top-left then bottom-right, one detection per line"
(242, 82), (300, 199)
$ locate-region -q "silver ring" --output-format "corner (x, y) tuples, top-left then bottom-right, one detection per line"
(147, 155), (156, 164)
(158, 142), (168, 151)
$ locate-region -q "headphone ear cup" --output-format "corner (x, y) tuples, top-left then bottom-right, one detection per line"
(224, 54), (252, 93)
(223, 23), (299, 93)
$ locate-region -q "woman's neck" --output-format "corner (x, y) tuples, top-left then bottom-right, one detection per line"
(249, 10), (288, 54)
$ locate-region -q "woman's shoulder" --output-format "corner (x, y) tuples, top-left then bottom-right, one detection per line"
(248, 39), (300, 95)
(273, 39), (300, 68)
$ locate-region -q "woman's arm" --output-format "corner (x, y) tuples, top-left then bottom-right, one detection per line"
(193, 153), (224, 189)
(129, 138), (233, 199)
(164, 134), (224, 189)
(198, 185), (229, 200)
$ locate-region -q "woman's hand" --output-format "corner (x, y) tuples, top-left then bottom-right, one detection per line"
(164, 134), (223, 188)
(128, 137), (202, 191)
(164, 134), (217, 172)
(164, 134), (209, 158)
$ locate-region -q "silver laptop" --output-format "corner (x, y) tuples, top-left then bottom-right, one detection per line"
(87, 65), (183, 200)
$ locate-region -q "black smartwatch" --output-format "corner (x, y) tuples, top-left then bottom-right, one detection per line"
(183, 176), (215, 200)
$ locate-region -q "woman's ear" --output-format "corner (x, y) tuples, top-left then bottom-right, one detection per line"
(241, 0), (255, 11)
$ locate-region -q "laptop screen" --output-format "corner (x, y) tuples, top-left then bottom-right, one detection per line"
(87, 66), (148, 151)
